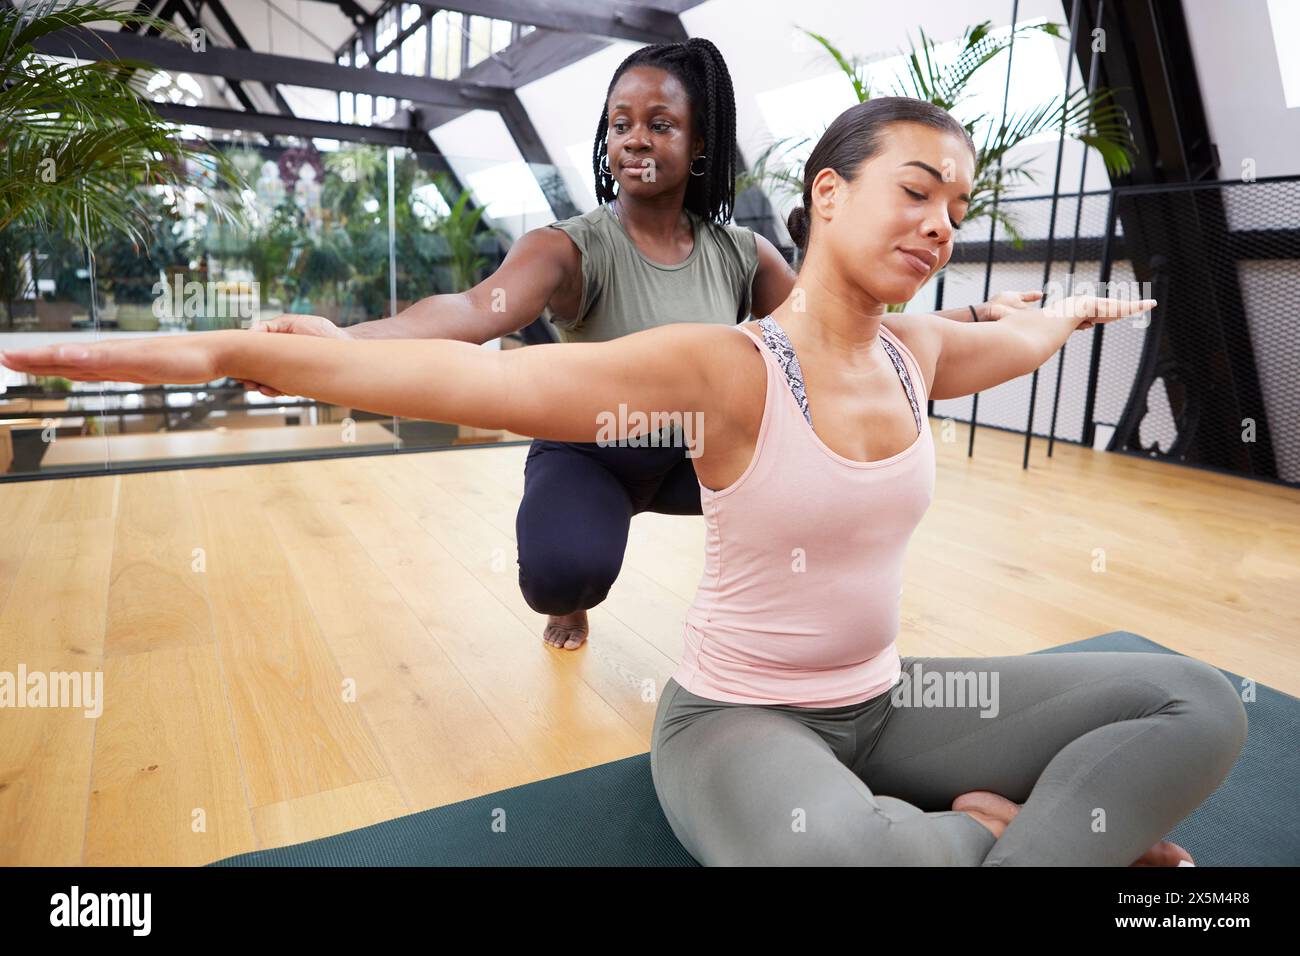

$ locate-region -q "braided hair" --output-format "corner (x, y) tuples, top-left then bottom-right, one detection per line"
(590, 37), (738, 226)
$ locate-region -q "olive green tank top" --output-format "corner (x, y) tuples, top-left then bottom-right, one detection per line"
(542, 202), (760, 343)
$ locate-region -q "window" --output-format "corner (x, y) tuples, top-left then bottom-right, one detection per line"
(431, 9), (449, 78)
(377, 9), (398, 51)
(377, 50), (397, 74)
(490, 18), (511, 54)
(466, 15), (493, 68)
(446, 11), (463, 76)
(401, 25), (426, 76)
(401, 2), (421, 30)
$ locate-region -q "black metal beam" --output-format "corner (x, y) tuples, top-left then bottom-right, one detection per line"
(34, 27), (513, 108)
(168, 0), (260, 116)
(309, 0), (687, 44)
(445, 25), (609, 88)
(368, 5), (427, 67)
(122, 0), (165, 32)
(334, 0), (373, 29)
(199, 0), (297, 117)
(144, 0), (179, 36)
(152, 103), (421, 147)
(1071, 0), (1216, 185)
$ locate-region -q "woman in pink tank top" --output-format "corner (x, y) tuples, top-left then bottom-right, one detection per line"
(2, 99), (1245, 869)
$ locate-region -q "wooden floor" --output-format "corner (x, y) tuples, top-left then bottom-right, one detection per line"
(0, 422), (1296, 866)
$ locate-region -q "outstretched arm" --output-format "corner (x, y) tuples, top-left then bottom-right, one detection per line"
(906, 294), (1157, 401)
(0, 323), (722, 444)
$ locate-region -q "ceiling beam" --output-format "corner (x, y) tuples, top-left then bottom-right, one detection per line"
(308, 0), (687, 44)
(34, 27), (514, 109)
(453, 25), (609, 89)
(199, 0), (297, 117)
(152, 102), (420, 148)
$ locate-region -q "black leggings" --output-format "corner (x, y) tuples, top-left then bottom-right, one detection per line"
(515, 436), (701, 615)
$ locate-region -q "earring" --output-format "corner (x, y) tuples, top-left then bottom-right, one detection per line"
(599, 153), (611, 176)
(689, 154), (707, 177)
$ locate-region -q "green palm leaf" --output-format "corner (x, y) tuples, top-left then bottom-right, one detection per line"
(0, 0), (247, 250)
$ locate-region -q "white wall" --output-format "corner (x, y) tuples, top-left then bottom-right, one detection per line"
(1185, 0), (1300, 180)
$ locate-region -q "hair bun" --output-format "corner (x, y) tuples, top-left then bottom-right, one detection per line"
(786, 205), (809, 249)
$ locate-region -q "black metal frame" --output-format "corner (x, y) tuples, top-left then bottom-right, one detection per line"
(319, 0), (689, 46)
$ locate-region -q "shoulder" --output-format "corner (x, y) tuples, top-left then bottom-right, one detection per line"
(880, 312), (941, 396)
(545, 204), (614, 255)
(697, 213), (759, 266)
(620, 321), (759, 375)
(511, 222), (584, 270)
(751, 232), (792, 274)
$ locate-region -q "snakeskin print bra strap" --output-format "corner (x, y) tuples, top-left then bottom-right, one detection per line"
(753, 314), (923, 434)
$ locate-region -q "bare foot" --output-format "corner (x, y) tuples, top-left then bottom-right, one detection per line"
(543, 609), (589, 649)
(953, 790), (1194, 866)
(1130, 840), (1194, 867)
(952, 790), (1021, 839)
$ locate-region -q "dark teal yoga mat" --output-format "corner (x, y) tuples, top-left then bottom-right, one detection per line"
(210, 632), (1298, 866)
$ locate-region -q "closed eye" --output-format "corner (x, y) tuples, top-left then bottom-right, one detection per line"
(905, 186), (964, 231)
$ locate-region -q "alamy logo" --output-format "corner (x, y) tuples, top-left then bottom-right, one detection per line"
(890, 661), (1000, 718)
(50, 886), (151, 935)
(594, 404), (704, 457)
(0, 665), (102, 718)
(151, 277), (260, 321)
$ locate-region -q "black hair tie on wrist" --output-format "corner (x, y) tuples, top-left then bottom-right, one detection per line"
(969, 304), (980, 323)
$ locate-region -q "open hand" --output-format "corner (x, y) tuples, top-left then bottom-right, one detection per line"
(1042, 294), (1157, 330)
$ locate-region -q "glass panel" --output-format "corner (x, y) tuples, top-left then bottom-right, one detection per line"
(401, 25), (427, 76)
(377, 9), (398, 51)
(1, 126), (578, 478)
(446, 11), (463, 77)
(490, 18), (512, 54)
(431, 10), (448, 79)
(467, 15), (492, 68)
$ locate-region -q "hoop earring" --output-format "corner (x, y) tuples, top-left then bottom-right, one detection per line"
(599, 154), (611, 176)
(689, 154), (707, 177)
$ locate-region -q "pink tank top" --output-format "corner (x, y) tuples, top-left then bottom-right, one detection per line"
(670, 315), (936, 707)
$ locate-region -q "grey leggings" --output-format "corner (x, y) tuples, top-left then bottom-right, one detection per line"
(651, 652), (1248, 865)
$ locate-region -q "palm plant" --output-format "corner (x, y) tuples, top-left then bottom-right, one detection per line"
(432, 186), (495, 292)
(0, 0), (244, 256)
(738, 21), (1136, 247)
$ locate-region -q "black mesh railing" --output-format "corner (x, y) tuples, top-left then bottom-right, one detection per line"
(930, 175), (1300, 489)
